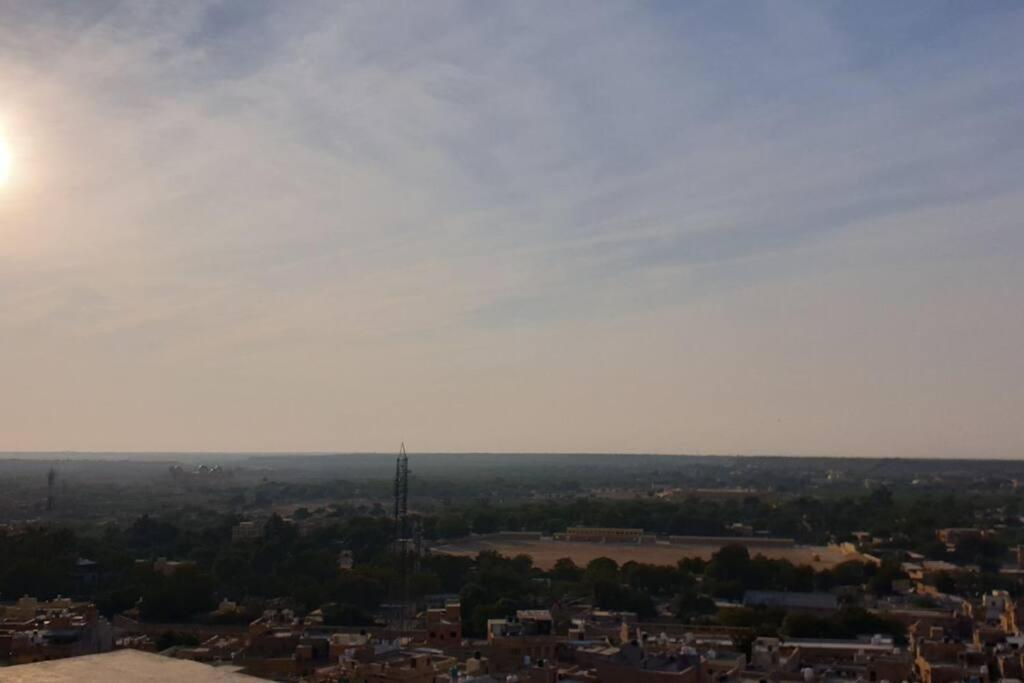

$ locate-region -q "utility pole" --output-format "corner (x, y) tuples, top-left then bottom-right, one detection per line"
(46, 467), (56, 512)
(393, 443), (410, 640)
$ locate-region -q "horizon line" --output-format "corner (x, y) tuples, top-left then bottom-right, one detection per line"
(0, 450), (1018, 462)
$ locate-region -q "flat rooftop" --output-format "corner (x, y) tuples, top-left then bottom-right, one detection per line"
(0, 650), (264, 682)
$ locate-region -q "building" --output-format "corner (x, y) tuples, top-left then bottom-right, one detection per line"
(574, 641), (711, 683)
(0, 596), (112, 665)
(747, 636), (913, 682)
(327, 632), (374, 663)
(153, 557), (198, 576)
(741, 591), (838, 615)
(486, 610), (559, 672)
(245, 610), (301, 659)
(214, 599), (245, 619)
(568, 610), (638, 641)
(564, 527), (645, 543)
(173, 635), (247, 664)
(0, 649), (261, 681)
(423, 602), (461, 648)
(915, 640), (989, 683)
(978, 590), (1014, 628)
(232, 520), (265, 543)
(311, 648), (456, 683)
(338, 550), (355, 570)
(72, 559), (100, 594)
(936, 528), (985, 546)
(901, 560), (972, 586)
(879, 605), (967, 635)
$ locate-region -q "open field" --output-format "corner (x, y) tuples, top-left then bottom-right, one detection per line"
(431, 536), (865, 570)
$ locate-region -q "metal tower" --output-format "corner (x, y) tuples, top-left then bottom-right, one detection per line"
(46, 467), (56, 512)
(393, 443), (409, 539)
(392, 443), (411, 638)
(398, 443), (409, 522)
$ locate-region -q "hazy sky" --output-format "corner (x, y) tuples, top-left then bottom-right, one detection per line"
(1, 2), (1022, 457)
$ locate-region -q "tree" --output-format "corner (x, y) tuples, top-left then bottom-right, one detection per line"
(953, 536), (1008, 565)
(867, 560), (907, 596)
(322, 603), (373, 626)
(707, 544), (751, 582)
(436, 515), (470, 539)
(592, 580), (656, 619)
(423, 554), (474, 593)
(344, 517), (395, 561)
(551, 558), (583, 582)
(471, 511), (500, 535)
(867, 486), (894, 508)
(622, 562), (684, 596)
(335, 573), (386, 610)
(584, 557), (619, 584)
(542, 518), (568, 535)
(510, 554), (534, 574)
(674, 590), (717, 622)
(140, 568), (215, 622)
(829, 560), (869, 587)
(782, 613), (826, 638)
(718, 606), (785, 632)
(408, 571), (441, 598)
(782, 608), (906, 643)
(467, 598), (516, 638)
(592, 579), (626, 611)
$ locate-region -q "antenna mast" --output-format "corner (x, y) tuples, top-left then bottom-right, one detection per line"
(393, 443), (411, 638)
(46, 468), (57, 512)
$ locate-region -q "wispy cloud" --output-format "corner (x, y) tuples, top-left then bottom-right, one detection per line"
(0, 1), (1022, 456)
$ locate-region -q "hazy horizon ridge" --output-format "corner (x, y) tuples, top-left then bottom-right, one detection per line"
(0, 450), (1019, 463)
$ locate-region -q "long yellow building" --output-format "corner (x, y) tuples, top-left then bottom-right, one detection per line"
(565, 527), (644, 543)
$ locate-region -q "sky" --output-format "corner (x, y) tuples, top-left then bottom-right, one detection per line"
(0, 1), (1022, 458)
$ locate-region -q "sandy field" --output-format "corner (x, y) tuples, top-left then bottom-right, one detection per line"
(431, 537), (863, 570)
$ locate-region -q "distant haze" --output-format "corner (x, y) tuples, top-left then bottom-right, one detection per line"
(1, 3), (1022, 458)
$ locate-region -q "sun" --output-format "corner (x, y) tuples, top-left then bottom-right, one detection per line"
(0, 133), (12, 186)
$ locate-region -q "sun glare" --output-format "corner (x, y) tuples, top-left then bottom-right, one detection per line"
(0, 133), (12, 186)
